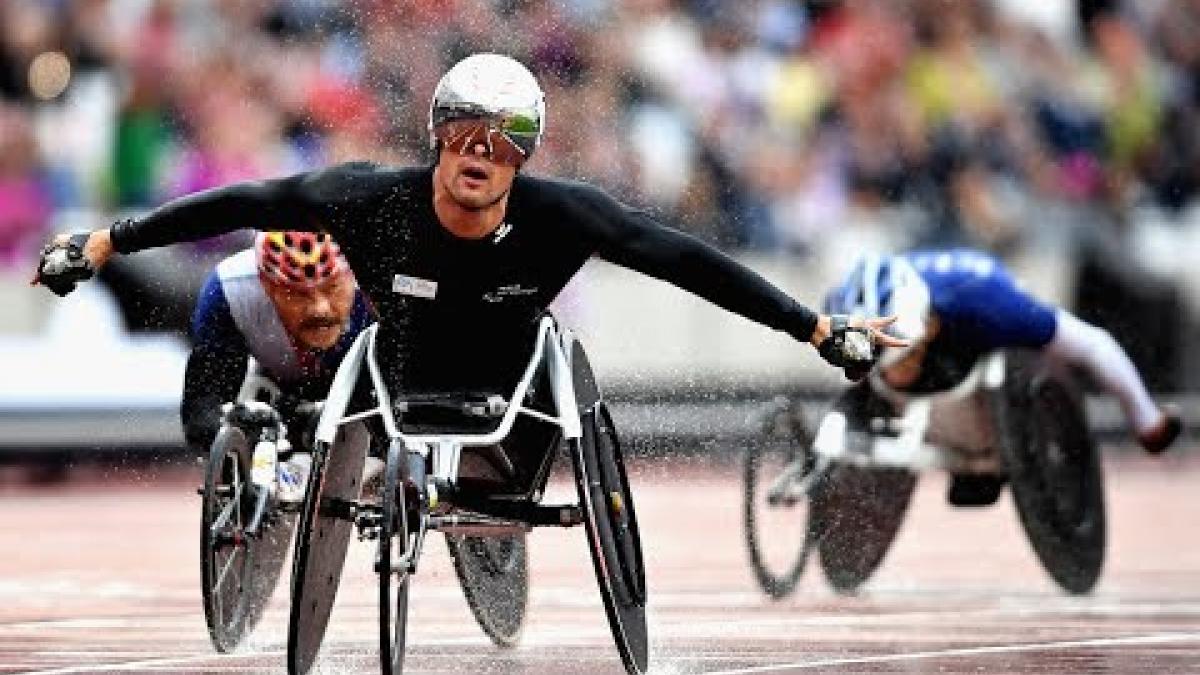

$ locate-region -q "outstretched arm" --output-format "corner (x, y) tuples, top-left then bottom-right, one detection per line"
(34, 162), (380, 285)
(110, 177), (319, 254)
(572, 184), (902, 353)
(73, 174), (321, 273)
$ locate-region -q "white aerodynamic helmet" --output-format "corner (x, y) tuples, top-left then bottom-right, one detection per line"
(428, 53), (546, 162)
(824, 254), (932, 362)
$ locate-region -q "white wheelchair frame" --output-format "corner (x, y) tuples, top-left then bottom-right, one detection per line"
(814, 351), (1009, 472)
(767, 352), (1010, 507)
(749, 346), (1105, 599)
(288, 314), (650, 675)
(316, 316), (584, 449)
(313, 314), (588, 556)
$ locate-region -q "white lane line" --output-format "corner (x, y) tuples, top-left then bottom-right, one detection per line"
(702, 632), (1200, 674)
(31, 652), (177, 658)
(17, 631), (615, 675)
(18, 632), (1200, 675)
(19, 650), (286, 674)
(0, 580), (157, 600)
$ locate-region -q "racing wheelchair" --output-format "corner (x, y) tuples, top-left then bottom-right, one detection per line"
(198, 360), (310, 651)
(744, 348), (1105, 597)
(283, 316), (648, 675)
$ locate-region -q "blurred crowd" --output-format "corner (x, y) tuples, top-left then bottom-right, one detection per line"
(3, 0), (1199, 253)
(2, 0), (1199, 383)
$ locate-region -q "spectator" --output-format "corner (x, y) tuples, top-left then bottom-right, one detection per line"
(0, 0), (1195, 380)
(0, 104), (51, 273)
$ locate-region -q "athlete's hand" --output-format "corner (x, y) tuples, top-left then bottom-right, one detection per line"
(811, 314), (908, 381)
(224, 401), (282, 430)
(31, 230), (114, 296)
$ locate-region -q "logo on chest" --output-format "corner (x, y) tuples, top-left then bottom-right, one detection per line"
(392, 274), (438, 299)
(482, 283), (539, 303)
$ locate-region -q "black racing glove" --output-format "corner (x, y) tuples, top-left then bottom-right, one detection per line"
(224, 401), (282, 435)
(283, 400), (324, 453)
(34, 233), (94, 297)
(817, 314), (877, 381)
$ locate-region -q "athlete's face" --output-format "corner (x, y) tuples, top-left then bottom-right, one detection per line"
(435, 122), (521, 210)
(263, 273), (356, 351)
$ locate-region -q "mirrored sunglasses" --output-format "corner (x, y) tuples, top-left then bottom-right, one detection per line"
(433, 118), (529, 167)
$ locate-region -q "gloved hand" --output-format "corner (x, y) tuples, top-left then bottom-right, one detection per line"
(33, 233), (94, 297)
(223, 401), (282, 432)
(817, 315), (877, 381)
(289, 401), (324, 453)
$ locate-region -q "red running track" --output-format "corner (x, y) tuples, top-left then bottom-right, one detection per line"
(0, 447), (1197, 674)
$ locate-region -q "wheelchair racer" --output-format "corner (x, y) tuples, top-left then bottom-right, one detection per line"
(35, 53), (903, 494)
(824, 249), (1182, 454)
(184, 231), (374, 503)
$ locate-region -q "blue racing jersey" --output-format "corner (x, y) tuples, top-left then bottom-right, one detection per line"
(902, 249), (1057, 351)
(824, 248), (1058, 393)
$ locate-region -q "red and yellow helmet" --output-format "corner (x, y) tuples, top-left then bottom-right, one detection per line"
(255, 231), (347, 288)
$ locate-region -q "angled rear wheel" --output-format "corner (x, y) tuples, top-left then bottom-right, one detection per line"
(447, 532), (528, 647)
(569, 338), (648, 675)
(1000, 356), (1105, 594)
(812, 464), (916, 594)
(286, 421), (369, 675)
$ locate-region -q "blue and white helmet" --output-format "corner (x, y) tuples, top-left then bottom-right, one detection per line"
(824, 254), (931, 361)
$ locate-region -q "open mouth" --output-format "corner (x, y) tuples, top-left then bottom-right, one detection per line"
(302, 320), (340, 331)
(461, 163), (490, 182)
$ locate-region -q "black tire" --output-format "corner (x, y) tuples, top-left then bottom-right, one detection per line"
(999, 356), (1105, 594)
(569, 338), (649, 675)
(378, 441), (410, 674)
(446, 532), (528, 647)
(200, 426), (295, 652)
(286, 421), (370, 675)
(742, 400), (818, 599)
(812, 464), (916, 594)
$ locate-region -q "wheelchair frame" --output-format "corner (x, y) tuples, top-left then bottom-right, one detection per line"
(288, 315), (649, 675)
(746, 348), (1105, 597)
(811, 351), (1008, 473)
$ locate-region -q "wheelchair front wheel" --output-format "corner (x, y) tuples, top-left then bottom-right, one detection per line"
(378, 441), (411, 674)
(200, 426), (295, 652)
(742, 400), (819, 599)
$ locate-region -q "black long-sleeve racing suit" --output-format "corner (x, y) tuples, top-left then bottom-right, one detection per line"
(112, 163), (819, 396)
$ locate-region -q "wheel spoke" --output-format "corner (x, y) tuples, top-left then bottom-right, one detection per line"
(215, 544), (243, 596)
(209, 497), (239, 538)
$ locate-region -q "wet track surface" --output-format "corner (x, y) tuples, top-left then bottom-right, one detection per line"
(1, 448), (1198, 674)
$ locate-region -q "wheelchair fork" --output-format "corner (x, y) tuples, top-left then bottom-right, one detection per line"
(766, 456), (832, 506)
(391, 447), (432, 576)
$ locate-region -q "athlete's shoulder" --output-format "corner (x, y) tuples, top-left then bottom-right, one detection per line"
(209, 249), (273, 323)
(516, 173), (613, 207)
(297, 162), (426, 203)
(192, 266), (240, 345)
(315, 161), (422, 180)
(214, 249), (258, 283)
